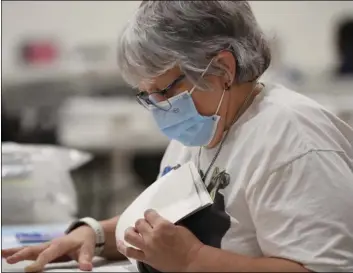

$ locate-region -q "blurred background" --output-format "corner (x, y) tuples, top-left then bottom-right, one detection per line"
(2, 1), (353, 224)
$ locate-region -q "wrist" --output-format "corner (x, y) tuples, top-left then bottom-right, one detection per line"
(98, 216), (125, 260)
(184, 243), (207, 272)
(71, 225), (95, 236)
(66, 217), (105, 256)
(100, 218), (114, 240)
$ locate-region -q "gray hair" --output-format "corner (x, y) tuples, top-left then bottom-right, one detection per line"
(117, 1), (271, 89)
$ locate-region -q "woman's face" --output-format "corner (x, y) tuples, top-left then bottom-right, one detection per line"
(137, 51), (238, 148)
(138, 51), (235, 118)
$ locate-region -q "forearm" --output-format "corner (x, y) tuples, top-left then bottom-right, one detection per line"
(99, 216), (126, 261)
(187, 245), (310, 272)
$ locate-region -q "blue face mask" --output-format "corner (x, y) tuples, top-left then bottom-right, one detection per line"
(151, 88), (225, 147)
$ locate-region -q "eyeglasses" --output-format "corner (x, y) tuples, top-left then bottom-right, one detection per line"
(136, 75), (186, 111)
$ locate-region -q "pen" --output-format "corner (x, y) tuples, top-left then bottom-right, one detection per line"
(16, 232), (64, 244)
(162, 164), (181, 177)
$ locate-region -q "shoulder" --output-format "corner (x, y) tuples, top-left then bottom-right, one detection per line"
(221, 83), (353, 191)
(227, 83), (353, 167)
(251, 83), (339, 145)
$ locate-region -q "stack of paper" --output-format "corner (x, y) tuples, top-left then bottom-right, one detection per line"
(115, 161), (213, 270)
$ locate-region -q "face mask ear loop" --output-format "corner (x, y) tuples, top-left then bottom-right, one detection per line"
(215, 88), (226, 115)
(190, 86), (197, 95)
(190, 56), (217, 95)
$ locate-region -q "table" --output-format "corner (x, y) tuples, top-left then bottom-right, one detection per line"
(2, 224), (134, 272)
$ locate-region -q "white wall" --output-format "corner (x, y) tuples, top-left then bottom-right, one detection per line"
(250, 1), (353, 74)
(1, 1), (141, 81)
(2, 1), (353, 81)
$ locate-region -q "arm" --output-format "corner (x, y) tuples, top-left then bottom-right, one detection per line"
(99, 216), (127, 261)
(189, 151), (353, 272)
(244, 151), (353, 272)
(188, 246), (309, 272)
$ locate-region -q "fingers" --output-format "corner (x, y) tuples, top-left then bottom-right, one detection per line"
(24, 241), (71, 272)
(78, 241), (95, 271)
(51, 254), (73, 263)
(2, 247), (25, 259)
(124, 227), (145, 250)
(135, 218), (152, 235)
(116, 240), (145, 261)
(51, 251), (78, 264)
(6, 243), (49, 264)
(144, 209), (163, 227)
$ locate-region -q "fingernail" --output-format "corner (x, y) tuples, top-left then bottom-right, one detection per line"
(80, 262), (93, 271)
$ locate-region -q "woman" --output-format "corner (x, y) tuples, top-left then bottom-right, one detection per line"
(3, 1), (353, 272)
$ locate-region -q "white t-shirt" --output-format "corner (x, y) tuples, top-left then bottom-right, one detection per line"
(158, 83), (353, 272)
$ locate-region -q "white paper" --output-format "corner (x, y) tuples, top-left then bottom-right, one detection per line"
(115, 161), (213, 268)
(1, 258), (136, 272)
(2, 162), (212, 273)
(46, 261), (136, 272)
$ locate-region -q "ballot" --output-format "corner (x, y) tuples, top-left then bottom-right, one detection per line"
(1, 258), (135, 272)
(115, 161), (213, 269)
(2, 162), (212, 273)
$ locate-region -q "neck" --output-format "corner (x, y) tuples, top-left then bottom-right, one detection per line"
(206, 81), (261, 149)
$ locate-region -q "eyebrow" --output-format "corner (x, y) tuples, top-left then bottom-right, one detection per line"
(160, 74), (185, 92)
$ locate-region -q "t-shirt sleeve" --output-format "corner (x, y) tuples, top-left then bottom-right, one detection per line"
(246, 150), (353, 272)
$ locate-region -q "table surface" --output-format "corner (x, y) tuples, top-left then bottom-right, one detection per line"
(2, 223), (69, 249)
(1, 224), (133, 272)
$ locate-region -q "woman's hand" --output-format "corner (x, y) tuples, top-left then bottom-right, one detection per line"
(1, 225), (96, 272)
(117, 209), (204, 272)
